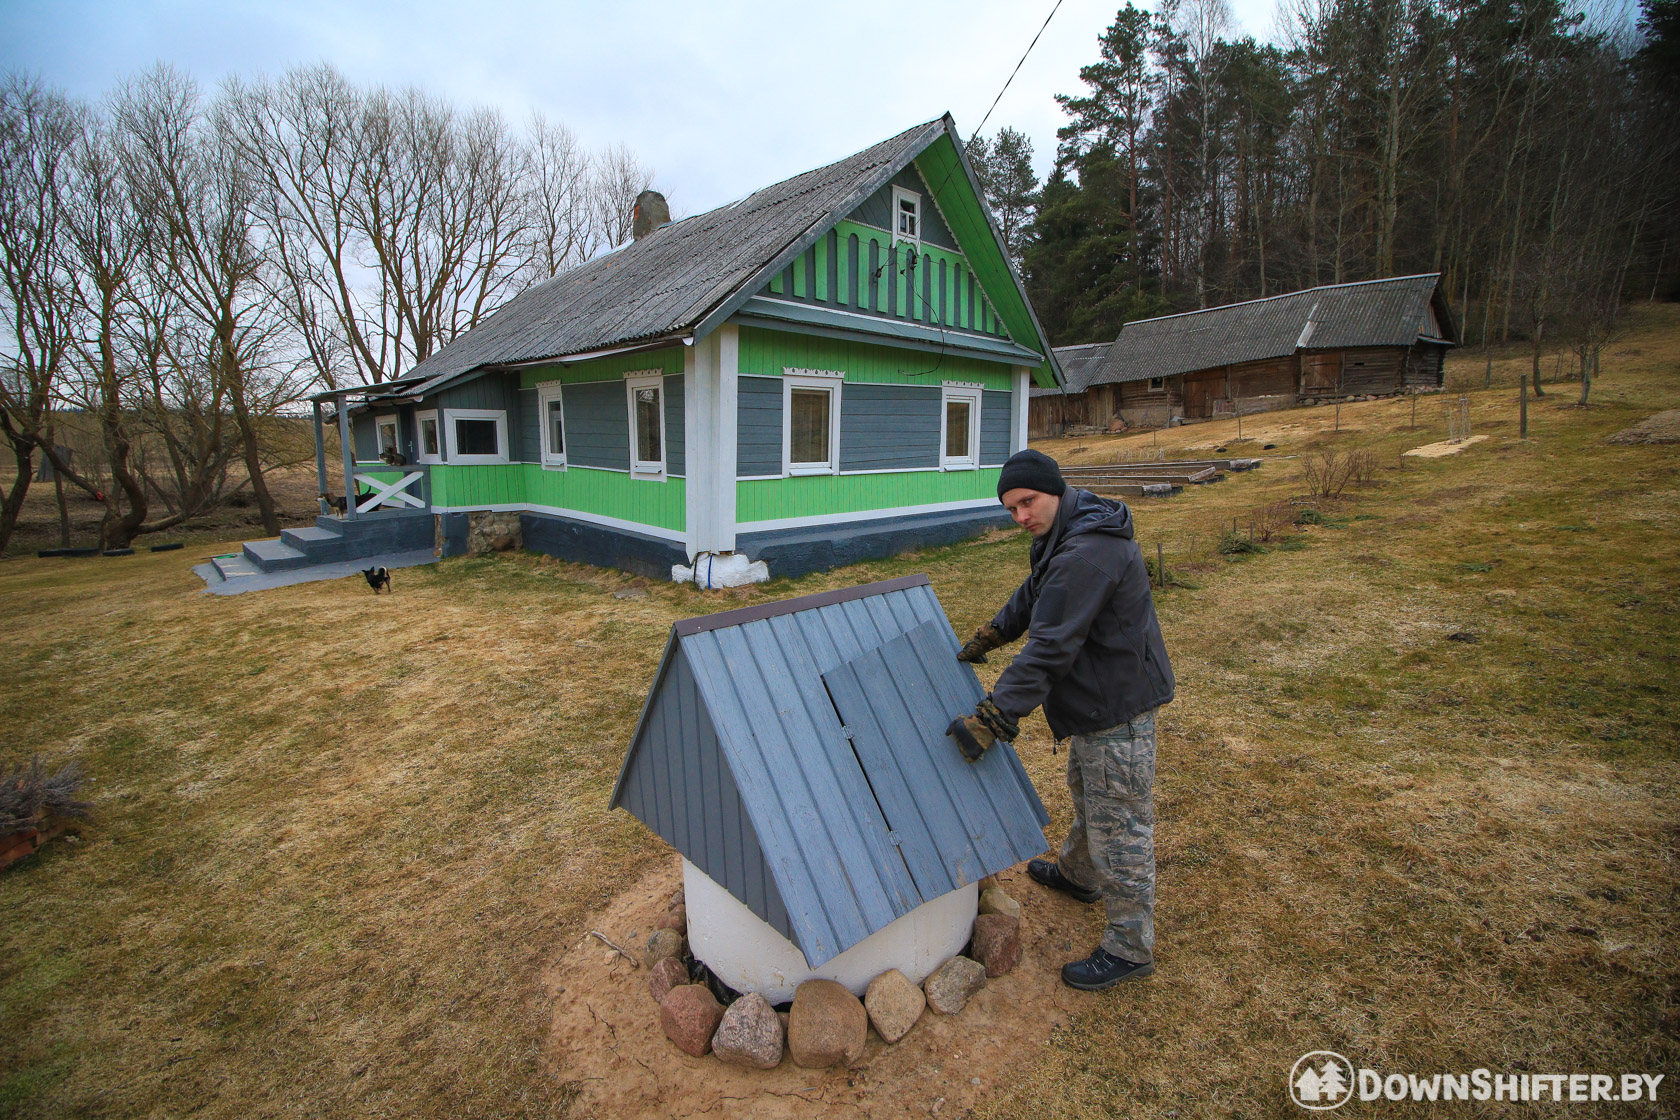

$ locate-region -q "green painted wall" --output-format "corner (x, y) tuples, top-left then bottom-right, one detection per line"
(516, 345), (684, 389)
(737, 468), (1001, 524)
(763, 220), (1009, 339)
(738, 325), (1014, 390)
(428, 463), (685, 533)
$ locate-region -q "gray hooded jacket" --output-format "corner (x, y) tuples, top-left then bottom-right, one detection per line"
(988, 487), (1175, 739)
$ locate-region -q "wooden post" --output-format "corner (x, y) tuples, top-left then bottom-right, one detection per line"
(1335, 401), (1341, 431)
(1410, 392), (1417, 428)
(1519, 374), (1528, 439)
(1236, 400), (1243, 441)
(1156, 541), (1164, 589)
(1249, 517), (1254, 544)
(337, 397), (358, 520)
(312, 400), (329, 514)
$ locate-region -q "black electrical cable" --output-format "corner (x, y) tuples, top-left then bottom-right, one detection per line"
(891, 0), (1067, 379)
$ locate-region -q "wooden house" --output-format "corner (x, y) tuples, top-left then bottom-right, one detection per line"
(1030, 275), (1455, 436)
(235, 117), (1061, 583)
(610, 574), (1049, 1000)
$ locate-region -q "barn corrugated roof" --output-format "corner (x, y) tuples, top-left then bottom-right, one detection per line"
(392, 116), (1061, 394)
(1087, 274), (1452, 385)
(610, 574), (1050, 968)
(1033, 342), (1109, 398)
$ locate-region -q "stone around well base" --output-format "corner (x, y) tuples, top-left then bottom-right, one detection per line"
(924, 956), (987, 1014)
(711, 992), (784, 1069)
(971, 913), (1022, 978)
(660, 984), (724, 1057)
(648, 956), (689, 1003)
(788, 979), (868, 1068)
(864, 968), (926, 1044)
(646, 928), (685, 965)
(978, 887), (1021, 920)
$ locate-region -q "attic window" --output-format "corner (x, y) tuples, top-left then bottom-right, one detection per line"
(892, 187), (920, 245)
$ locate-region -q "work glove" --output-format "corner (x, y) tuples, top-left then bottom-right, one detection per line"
(956, 623), (1005, 663)
(947, 697), (1020, 762)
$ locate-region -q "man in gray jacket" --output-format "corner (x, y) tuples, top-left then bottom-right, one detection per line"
(947, 449), (1175, 990)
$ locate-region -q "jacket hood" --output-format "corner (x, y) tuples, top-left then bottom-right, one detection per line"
(1031, 487), (1133, 570)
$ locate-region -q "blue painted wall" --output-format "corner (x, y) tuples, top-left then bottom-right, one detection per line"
(838, 384), (939, 471)
(981, 389), (1012, 466)
(737, 376), (783, 477)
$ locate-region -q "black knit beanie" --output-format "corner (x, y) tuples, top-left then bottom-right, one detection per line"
(997, 449), (1066, 500)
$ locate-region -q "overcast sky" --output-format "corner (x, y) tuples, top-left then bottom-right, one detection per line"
(1, 0), (1284, 219)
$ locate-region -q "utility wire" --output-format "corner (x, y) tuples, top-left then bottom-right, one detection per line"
(894, 0), (1067, 378)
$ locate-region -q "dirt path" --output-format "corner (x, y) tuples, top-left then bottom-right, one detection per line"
(543, 858), (1111, 1119)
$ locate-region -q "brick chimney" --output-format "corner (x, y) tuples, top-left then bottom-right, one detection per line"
(632, 190), (671, 240)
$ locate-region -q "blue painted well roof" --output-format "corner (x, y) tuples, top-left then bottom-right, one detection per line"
(610, 574), (1050, 968)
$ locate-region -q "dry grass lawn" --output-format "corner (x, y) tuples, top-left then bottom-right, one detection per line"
(2, 305), (1677, 1119)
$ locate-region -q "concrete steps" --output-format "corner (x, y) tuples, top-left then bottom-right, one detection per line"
(234, 511), (435, 574)
(242, 538), (310, 571)
(212, 553), (263, 580)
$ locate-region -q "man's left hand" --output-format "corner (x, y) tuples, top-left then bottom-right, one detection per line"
(947, 697), (1020, 763)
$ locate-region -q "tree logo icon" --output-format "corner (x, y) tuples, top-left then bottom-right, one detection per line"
(1290, 1051), (1356, 1110)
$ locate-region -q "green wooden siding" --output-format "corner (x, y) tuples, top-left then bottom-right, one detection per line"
(738, 325), (1013, 390)
(737, 468), (1002, 525)
(764, 219), (1010, 342)
(429, 464), (684, 533)
(516, 345), (684, 389)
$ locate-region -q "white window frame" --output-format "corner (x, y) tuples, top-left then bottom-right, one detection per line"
(891, 186), (921, 247)
(442, 408), (508, 466)
(1148, 376), (1166, 392)
(535, 382), (567, 469)
(940, 382), (982, 471)
(415, 409), (442, 464)
(374, 413), (400, 460)
(781, 368), (844, 477)
(624, 372), (667, 480)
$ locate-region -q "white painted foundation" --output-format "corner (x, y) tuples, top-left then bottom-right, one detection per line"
(682, 858), (978, 1006)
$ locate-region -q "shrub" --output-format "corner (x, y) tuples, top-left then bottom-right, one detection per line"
(1301, 445), (1358, 499)
(1218, 531), (1264, 556)
(1255, 499), (1296, 543)
(1349, 450), (1380, 486)
(1, 756), (90, 838)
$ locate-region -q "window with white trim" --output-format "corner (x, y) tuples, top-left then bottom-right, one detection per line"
(782, 369), (843, 476)
(892, 186), (921, 246)
(1148, 377), (1165, 392)
(536, 384), (566, 467)
(625, 373), (666, 477)
(374, 414), (400, 459)
(940, 384), (981, 470)
(442, 408), (508, 465)
(415, 410), (441, 463)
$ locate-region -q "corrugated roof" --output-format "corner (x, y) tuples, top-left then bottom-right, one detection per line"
(1034, 343), (1108, 398)
(1084, 274), (1452, 385)
(611, 574), (1050, 968)
(391, 117), (1061, 396)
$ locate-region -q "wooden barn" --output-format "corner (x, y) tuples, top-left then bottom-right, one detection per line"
(1031, 274), (1455, 436)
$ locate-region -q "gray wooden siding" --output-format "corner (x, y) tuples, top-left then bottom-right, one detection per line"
(664, 374), (685, 477)
(616, 650), (792, 941)
(517, 388), (539, 462)
(981, 390), (1012, 465)
(433, 371), (525, 462)
(351, 413), (378, 461)
(737, 375), (783, 476)
(564, 379), (631, 470)
(848, 166), (959, 250)
(838, 384), (939, 471)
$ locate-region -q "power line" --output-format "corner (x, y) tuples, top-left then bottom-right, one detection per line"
(895, 0), (1067, 378)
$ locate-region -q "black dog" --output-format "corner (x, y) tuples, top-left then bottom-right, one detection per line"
(362, 566), (391, 594)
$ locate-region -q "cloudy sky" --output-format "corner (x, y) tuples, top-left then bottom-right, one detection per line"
(1, 0), (1282, 218)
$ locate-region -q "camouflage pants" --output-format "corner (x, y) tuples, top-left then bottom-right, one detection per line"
(1058, 710), (1157, 964)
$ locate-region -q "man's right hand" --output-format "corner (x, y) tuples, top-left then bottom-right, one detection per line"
(956, 623), (1005, 663)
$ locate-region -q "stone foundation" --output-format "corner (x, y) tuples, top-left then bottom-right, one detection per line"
(466, 511), (523, 555)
